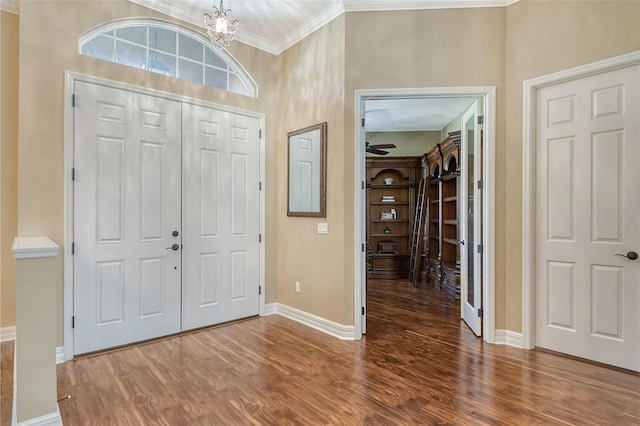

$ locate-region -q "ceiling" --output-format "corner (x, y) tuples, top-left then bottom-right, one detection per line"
(129, 0), (516, 55)
(365, 97), (476, 132)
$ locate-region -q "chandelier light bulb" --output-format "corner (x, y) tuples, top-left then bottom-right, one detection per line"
(204, 0), (239, 49)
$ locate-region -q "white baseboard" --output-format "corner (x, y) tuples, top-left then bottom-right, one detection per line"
(56, 347), (64, 364)
(494, 329), (524, 348)
(14, 406), (62, 426)
(1, 325), (16, 342)
(263, 303), (355, 340)
(263, 303), (277, 316)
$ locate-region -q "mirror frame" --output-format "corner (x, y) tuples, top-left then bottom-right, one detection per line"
(287, 122), (327, 217)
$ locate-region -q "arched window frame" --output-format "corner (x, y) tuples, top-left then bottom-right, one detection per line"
(79, 18), (257, 98)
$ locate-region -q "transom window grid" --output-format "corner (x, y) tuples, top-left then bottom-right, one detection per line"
(80, 22), (255, 97)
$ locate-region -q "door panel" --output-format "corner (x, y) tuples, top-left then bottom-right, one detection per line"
(460, 101), (482, 336)
(536, 64), (640, 372)
(182, 103), (260, 330)
(74, 81), (182, 354)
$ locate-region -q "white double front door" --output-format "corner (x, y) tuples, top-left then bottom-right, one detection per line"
(73, 81), (260, 354)
(535, 63), (640, 372)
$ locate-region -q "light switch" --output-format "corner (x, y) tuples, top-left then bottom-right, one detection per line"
(317, 223), (328, 234)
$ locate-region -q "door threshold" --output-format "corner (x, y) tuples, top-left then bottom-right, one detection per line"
(72, 315), (259, 360)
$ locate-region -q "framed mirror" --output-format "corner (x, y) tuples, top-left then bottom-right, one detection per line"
(287, 122), (327, 217)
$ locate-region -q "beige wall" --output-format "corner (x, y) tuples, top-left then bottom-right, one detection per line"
(17, 0), (278, 345)
(366, 131), (441, 157)
(504, 0), (640, 332)
(274, 16), (348, 323)
(1, 11), (18, 329)
(345, 7), (507, 327)
(8, 0), (640, 347)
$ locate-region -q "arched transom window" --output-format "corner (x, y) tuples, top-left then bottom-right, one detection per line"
(79, 20), (256, 97)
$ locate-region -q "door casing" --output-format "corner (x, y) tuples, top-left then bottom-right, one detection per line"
(63, 71), (266, 361)
(354, 87), (497, 343)
(522, 50), (640, 350)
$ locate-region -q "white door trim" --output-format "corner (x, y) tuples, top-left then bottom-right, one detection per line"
(63, 71), (266, 361)
(521, 50), (640, 350)
(354, 86), (497, 343)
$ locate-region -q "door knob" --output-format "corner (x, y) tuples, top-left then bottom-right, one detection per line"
(172, 230), (179, 237)
(167, 244), (180, 251)
(615, 251), (638, 260)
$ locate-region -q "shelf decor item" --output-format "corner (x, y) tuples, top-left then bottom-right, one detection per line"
(378, 241), (397, 254)
(384, 177), (394, 185)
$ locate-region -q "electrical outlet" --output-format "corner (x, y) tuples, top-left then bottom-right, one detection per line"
(295, 281), (301, 292)
(317, 223), (328, 234)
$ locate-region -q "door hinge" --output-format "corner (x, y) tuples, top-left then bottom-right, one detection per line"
(361, 118), (365, 127)
(477, 180), (482, 190)
(477, 244), (483, 254)
(71, 242), (75, 255)
(259, 181), (262, 191)
(362, 306), (365, 315)
(72, 168), (77, 181)
(478, 115), (484, 125)
(361, 243), (365, 253)
(361, 181), (365, 190)
(71, 316), (75, 329)
(259, 286), (262, 295)
(259, 129), (262, 139)
(478, 308), (484, 318)
(71, 94), (75, 107)
(259, 234), (262, 243)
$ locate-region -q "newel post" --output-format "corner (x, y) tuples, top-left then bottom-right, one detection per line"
(12, 237), (62, 425)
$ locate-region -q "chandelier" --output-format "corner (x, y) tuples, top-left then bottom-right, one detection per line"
(204, 0), (239, 49)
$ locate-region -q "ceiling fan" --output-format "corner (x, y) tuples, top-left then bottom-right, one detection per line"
(366, 142), (397, 156)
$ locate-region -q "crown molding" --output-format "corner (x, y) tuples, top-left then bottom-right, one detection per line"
(1, 0), (19, 15)
(275, 0), (344, 55)
(343, 0), (517, 12)
(129, 0), (519, 55)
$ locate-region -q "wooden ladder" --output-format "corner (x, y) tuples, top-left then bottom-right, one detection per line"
(409, 177), (427, 286)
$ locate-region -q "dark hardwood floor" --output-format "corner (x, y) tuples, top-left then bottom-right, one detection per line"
(2, 279), (640, 424)
(0, 340), (13, 426)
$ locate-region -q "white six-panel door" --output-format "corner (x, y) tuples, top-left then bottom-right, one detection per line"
(73, 82), (183, 354)
(73, 82), (261, 354)
(535, 64), (640, 371)
(181, 103), (261, 330)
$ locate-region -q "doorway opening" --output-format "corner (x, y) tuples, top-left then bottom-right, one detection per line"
(354, 87), (496, 342)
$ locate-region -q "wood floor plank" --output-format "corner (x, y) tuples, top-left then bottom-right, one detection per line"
(3, 279), (639, 425)
(0, 341), (13, 426)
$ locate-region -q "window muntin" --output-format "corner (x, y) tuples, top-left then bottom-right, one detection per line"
(80, 21), (256, 97)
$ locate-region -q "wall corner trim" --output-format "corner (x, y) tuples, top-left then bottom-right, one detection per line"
(13, 406), (62, 426)
(0, 0), (19, 14)
(263, 303), (356, 340)
(1, 326), (16, 342)
(494, 329), (524, 348)
(12, 237), (60, 260)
